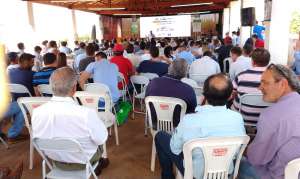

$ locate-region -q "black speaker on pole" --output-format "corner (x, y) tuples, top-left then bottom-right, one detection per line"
(241, 7), (256, 26)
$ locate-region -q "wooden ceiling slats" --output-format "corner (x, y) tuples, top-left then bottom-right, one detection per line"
(25, 0), (230, 15)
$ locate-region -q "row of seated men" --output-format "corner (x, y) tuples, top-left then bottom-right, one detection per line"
(2, 41), (300, 178)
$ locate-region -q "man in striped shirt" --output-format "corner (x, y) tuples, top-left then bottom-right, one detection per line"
(232, 48), (270, 122)
(32, 53), (57, 96)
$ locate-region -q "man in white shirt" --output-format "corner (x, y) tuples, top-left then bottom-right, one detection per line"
(6, 52), (19, 72)
(229, 45), (252, 80)
(189, 51), (221, 85)
(32, 67), (108, 175)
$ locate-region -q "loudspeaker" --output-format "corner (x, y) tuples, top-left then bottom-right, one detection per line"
(241, 7), (256, 26)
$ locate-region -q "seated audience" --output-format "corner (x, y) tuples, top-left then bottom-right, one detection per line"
(57, 52), (67, 68)
(229, 46), (252, 80)
(74, 42), (86, 70)
(232, 48), (270, 122)
(1, 53), (36, 143)
(239, 64), (300, 179)
(176, 44), (195, 65)
(78, 43), (95, 72)
(137, 46), (169, 77)
(145, 58), (197, 127)
(59, 41), (72, 55)
(17, 42), (25, 54)
(124, 43), (141, 68)
(47, 40), (59, 55)
(189, 51), (221, 85)
(6, 52), (19, 72)
(292, 31), (300, 75)
(32, 67), (108, 175)
(32, 53), (57, 96)
(155, 73), (245, 179)
(110, 44), (134, 88)
(215, 38), (233, 72)
(160, 46), (174, 64)
(140, 42), (151, 61)
(33, 46), (43, 72)
(79, 51), (120, 103)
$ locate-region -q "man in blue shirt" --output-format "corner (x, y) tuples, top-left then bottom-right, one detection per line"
(137, 46), (169, 76)
(2, 53), (35, 143)
(176, 44), (196, 65)
(32, 53), (57, 96)
(79, 51), (120, 103)
(155, 73), (246, 179)
(253, 21), (265, 40)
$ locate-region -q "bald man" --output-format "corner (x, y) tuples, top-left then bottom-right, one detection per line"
(155, 73), (246, 179)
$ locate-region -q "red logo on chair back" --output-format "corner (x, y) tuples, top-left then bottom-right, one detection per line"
(31, 104), (41, 109)
(212, 148), (228, 156)
(85, 98), (94, 103)
(160, 104), (169, 110)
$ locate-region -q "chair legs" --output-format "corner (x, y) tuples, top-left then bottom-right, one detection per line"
(29, 139), (34, 169)
(0, 137), (8, 149)
(144, 112), (148, 136)
(102, 143), (107, 158)
(150, 139), (156, 172)
(114, 123), (119, 146)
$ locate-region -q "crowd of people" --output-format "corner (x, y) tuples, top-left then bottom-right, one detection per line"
(1, 28), (300, 179)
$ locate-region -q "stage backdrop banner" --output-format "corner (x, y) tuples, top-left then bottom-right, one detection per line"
(140, 15), (191, 38)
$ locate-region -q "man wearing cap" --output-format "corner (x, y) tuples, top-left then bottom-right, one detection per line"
(110, 44), (134, 89)
(6, 52), (19, 72)
(1, 53), (35, 143)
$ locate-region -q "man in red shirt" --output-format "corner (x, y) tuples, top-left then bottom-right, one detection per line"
(110, 44), (134, 89)
(252, 34), (265, 48)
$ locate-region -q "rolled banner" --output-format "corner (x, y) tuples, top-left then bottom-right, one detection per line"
(0, 44), (10, 118)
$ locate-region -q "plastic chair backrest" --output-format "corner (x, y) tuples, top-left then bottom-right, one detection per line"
(181, 78), (203, 96)
(17, 97), (51, 135)
(223, 57), (232, 73)
(140, 73), (159, 80)
(37, 84), (53, 96)
(8, 83), (32, 96)
(183, 136), (250, 179)
(130, 75), (150, 94)
(189, 74), (209, 86)
(239, 93), (272, 112)
(74, 91), (111, 112)
(285, 158), (300, 179)
(145, 96), (187, 133)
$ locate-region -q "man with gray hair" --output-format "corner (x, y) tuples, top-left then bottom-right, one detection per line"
(239, 64), (300, 179)
(32, 67), (108, 175)
(145, 58), (197, 127)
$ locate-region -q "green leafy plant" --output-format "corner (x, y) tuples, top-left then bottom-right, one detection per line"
(290, 11), (300, 34)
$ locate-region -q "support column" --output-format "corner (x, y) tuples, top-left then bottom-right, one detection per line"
(71, 10), (78, 40)
(268, 0), (292, 64)
(27, 2), (35, 31)
(229, 0), (241, 33)
(222, 8), (230, 38)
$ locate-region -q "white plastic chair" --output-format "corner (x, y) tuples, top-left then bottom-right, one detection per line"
(223, 57), (232, 73)
(37, 84), (53, 96)
(17, 97), (51, 169)
(181, 136), (250, 179)
(239, 93), (272, 126)
(8, 83), (32, 96)
(145, 96), (187, 172)
(140, 73), (159, 80)
(189, 74), (209, 87)
(0, 135), (8, 149)
(130, 75), (150, 119)
(118, 72), (131, 101)
(285, 158), (300, 179)
(74, 91), (119, 150)
(33, 138), (98, 179)
(181, 78), (204, 105)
